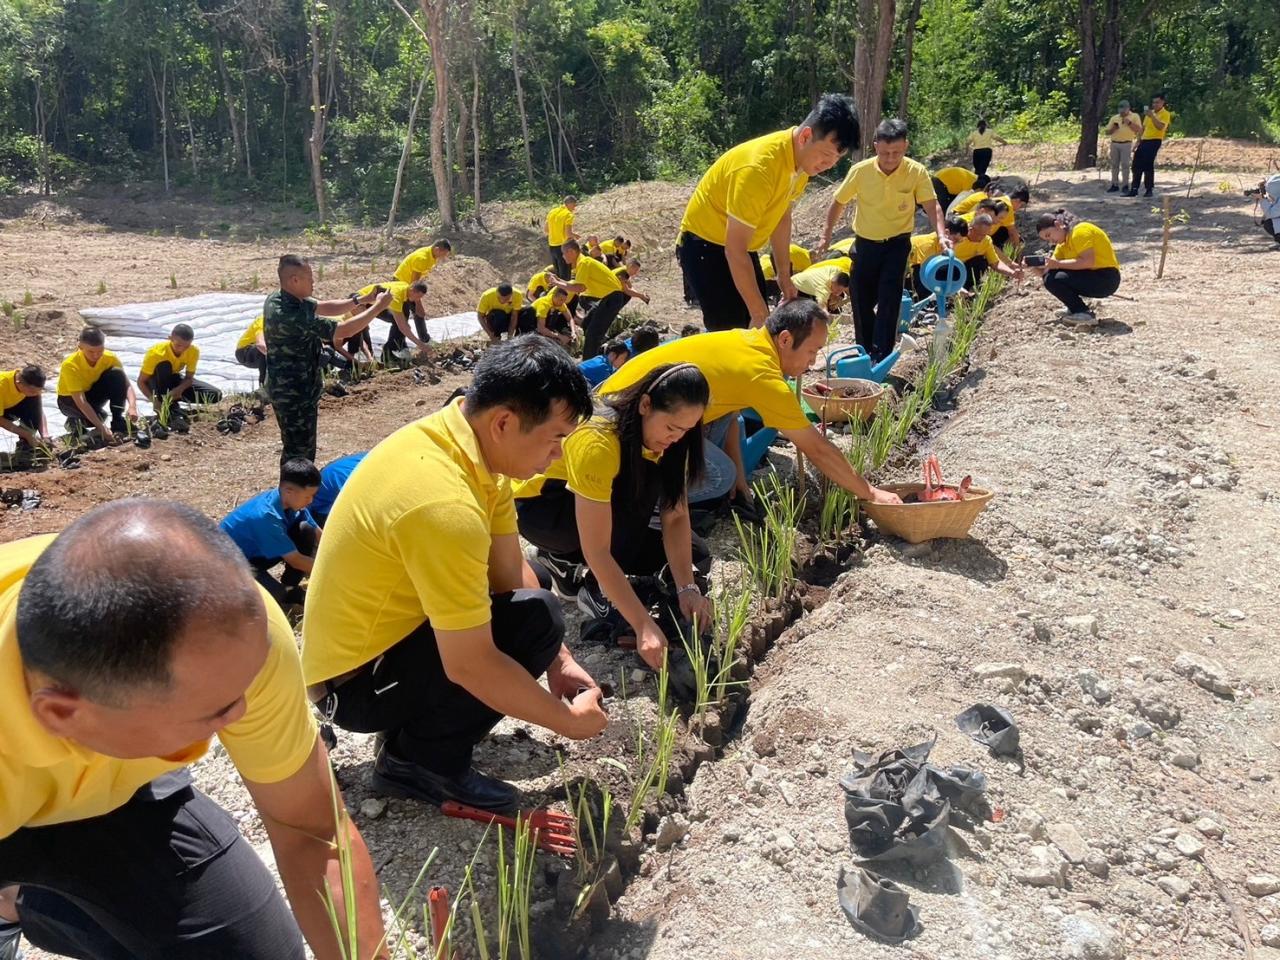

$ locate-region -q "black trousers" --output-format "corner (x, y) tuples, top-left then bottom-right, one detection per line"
(930, 178), (956, 214)
(972, 148), (993, 183)
(1042, 267), (1121, 314)
(56, 368), (130, 433)
(147, 361), (222, 405)
(582, 291), (629, 358)
(340, 327), (373, 358)
(234, 345), (267, 385)
(271, 396), (318, 465)
(991, 225), (1011, 249)
(479, 309), (515, 339)
(248, 520), (317, 606)
(0, 771), (304, 960)
(549, 244), (569, 281)
(514, 308), (569, 339)
(676, 244), (698, 306)
(852, 234), (911, 362)
(1131, 140), (1161, 193)
(679, 232), (766, 332)
(2, 395), (42, 439)
(963, 255), (989, 290)
(327, 591), (564, 776)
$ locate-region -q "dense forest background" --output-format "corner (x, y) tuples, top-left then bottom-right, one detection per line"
(1, 0), (1277, 224)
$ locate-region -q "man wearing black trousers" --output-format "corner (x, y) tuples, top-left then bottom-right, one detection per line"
(55, 328), (138, 444)
(821, 119), (949, 362)
(0, 365), (48, 453)
(556, 240), (629, 358)
(1128, 93), (1171, 198)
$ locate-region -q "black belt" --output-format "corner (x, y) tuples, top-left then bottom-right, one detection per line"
(855, 232), (912, 245)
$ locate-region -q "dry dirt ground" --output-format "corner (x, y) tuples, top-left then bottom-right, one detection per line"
(3, 140), (1280, 960)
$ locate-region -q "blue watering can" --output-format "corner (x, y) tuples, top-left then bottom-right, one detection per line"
(921, 251), (967, 363)
(826, 344), (900, 384)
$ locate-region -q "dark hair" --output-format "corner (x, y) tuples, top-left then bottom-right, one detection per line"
(410, 280), (429, 295)
(280, 457), (321, 488)
(977, 118), (988, 133)
(16, 499), (261, 705)
(604, 339), (630, 359)
(874, 118), (909, 143)
(800, 93), (860, 152)
(550, 286), (569, 300)
(432, 239), (452, 252)
(627, 257), (641, 268)
(944, 215), (970, 238)
(1036, 208), (1079, 232)
(603, 363), (708, 509)
(18, 364), (46, 389)
(976, 198), (1010, 218)
(631, 325), (661, 354)
(278, 254), (308, 279)
(1007, 184), (1030, 203)
(834, 271), (851, 288)
(1152, 92), (1166, 102)
(464, 336), (593, 428)
(171, 323), (194, 341)
(564, 194), (578, 204)
(612, 235), (625, 245)
(765, 298), (828, 349)
(78, 327), (105, 347)
(679, 324), (701, 338)
(562, 238), (581, 253)
(497, 282), (514, 297)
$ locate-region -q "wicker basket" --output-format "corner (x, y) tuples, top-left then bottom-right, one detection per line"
(801, 378), (884, 424)
(860, 482), (994, 543)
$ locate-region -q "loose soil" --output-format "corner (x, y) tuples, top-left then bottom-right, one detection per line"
(3, 140), (1279, 960)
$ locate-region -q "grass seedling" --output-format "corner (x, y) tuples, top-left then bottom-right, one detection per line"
(319, 774), (360, 958)
(250, 272), (260, 290)
(22, 289), (33, 306)
(624, 655), (679, 836)
(1, 301), (12, 317)
(678, 619), (713, 728)
(490, 814), (537, 959)
(157, 393), (175, 429)
(819, 482), (855, 545)
(168, 272), (177, 289)
(219, 277), (228, 291)
(96, 280), (107, 295)
(735, 473), (800, 599)
(9, 313), (23, 332)
(710, 582), (753, 704)
(318, 263), (326, 280)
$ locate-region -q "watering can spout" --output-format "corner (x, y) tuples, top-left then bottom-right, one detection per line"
(871, 350), (900, 380)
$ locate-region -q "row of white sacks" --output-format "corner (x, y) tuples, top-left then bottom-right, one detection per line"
(4, 293), (483, 452)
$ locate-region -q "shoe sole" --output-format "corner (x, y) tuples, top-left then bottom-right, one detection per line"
(576, 594), (613, 620)
(370, 768), (519, 814)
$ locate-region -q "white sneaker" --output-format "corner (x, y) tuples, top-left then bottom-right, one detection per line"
(1066, 311), (1098, 327)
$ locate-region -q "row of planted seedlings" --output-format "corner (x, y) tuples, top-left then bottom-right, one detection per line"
(322, 272), (1010, 960)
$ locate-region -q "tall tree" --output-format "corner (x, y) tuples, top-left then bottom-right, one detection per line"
(306, 0), (337, 220)
(853, 0), (896, 154)
(898, 0), (923, 120)
(419, 0), (455, 227)
(1073, 0), (1160, 169)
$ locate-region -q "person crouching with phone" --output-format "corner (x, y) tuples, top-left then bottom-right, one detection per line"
(1024, 209), (1121, 328)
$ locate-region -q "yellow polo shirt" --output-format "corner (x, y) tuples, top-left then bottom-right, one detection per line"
(969, 129), (998, 149)
(760, 243), (812, 282)
(1, 370), (30, 411)
(680, 128), (809, 250)
(935, 167), (978, 195)
(477, 287), (525, 316)
(532, 294), (572, 326)
(237, 316), (265, 350)
(1107, 113), (1140, 143)
(394, 247), (438, 284)
(599, 327), (810, 431)
(792, 258), (852, 305)
(600, 239), (621, 257)
(1053, 222), (1119, 270)
(358, 281), (412, 318)
(834, 157), (936, 241)
(954, 192), (1015, 229)
(514, 416), (661, 502)
(301, 399), (520, 684)
(527, 268), (555, 294)
(828, 237), (855, 256)
(1141, 107), (1171, 140)
(56, 349), (123, 396)
(140, 340), (200, 378)
(546, 206), (576, 246)
(910, 233), (999, 267)
(0, 534), (318, 838)
(573, 255), (624, 299)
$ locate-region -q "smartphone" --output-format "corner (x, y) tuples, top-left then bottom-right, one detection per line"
(1024, 254), (1046, 267)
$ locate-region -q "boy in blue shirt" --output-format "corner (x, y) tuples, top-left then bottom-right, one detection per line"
(577, 324), (662, 388)
(310, 452), (368, 526)
(219, 458), (322, 606)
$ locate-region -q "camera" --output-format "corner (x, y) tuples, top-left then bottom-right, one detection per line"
(1023, 254), (1046, 267)
(1245, 186), (1264, 198)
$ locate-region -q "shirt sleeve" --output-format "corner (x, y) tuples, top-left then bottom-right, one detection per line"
(393, 500), (493, 632)
(752, 376), (812, 430)
(218, 592), (319, 784)
(724, 161), (778, 230)
(564, 429), (620, 502)
(186, 346), (200, 376)
(913, 166), (937, 203)
(491, 483), (517, 536)
(833, 164), (860, 205)
(139, 346), (161, 377)
(981, 238), (999, 266)
(303, 300), (339, 342)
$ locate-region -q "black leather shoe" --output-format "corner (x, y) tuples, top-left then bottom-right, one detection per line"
(371, 748), (518, 812)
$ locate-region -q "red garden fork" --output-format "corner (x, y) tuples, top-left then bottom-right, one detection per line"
(919, 454), (973, 502)
(439, 801), (578, 858)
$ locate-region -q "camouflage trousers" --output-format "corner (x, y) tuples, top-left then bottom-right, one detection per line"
(271, 395), (318, 465)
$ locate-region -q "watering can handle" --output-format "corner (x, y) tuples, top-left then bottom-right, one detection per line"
(825, 344), (867, 379)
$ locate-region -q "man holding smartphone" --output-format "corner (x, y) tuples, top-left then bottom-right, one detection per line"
(1129, 93), (1171, 198)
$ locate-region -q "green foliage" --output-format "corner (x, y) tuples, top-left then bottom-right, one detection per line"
(642, 71), (725, 178)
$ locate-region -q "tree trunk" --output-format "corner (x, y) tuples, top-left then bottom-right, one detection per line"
(419, 0), (455, 227)
(34, 78), (51, 196)
(899, 0), (923, 120)
(307, 0), (328, 221)
(1074, 0), (1143, 170)
(539, 90), (559, 177)
(471, 51), (481, 213)
(148, 56), (171, 192)
(386, 63), (431, 237)
(511, 25), (535, 185)
(241, 74), (253, 180)
(452, 77), (470, 200)
(852, 0), (897, 155)
(213, 36), (244, 173)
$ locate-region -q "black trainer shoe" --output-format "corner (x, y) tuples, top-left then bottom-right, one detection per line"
(371, 749), (517, 812)
(535, 548), (584, 599)
(1142, 190), (1153, 197)
(0, 920), (22, 960)
(577, 577), (613, 621)
(1106, 185), (1119, 193)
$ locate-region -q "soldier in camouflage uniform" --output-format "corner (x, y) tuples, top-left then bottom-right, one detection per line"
(264, 255), (391, 463)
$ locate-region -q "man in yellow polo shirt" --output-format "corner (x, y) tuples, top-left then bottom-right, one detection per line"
(1128, 93), (1171, 198)
(55, 327), (138, 445)
(791, 257), (852, 314)
(555, 239), (629, 358)
(930, 165), (978, 212)
(1105, 100), (1141, 193)
(679, 93), (860, 332)
(0, 500), (388, 960)
(476, 282), (526, 341)
(599, 299), (900, 509)
(136, 323), (223, 427)
(545, 196), (578, 278)
(0, 365), (48, 455)
(350, 279), (430, 364)
(517, 287), (577, 347)
(821, 118), (948, 363)
(235, 314), (268, 386)
(394, 239), (452, 285)
(301, 338), (605, 813)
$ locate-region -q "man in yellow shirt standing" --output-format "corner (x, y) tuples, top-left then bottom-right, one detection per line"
(678, 93), (860, 332)
(301, 339), (605, 813)
(0, 501), (389, 960)
(55, 327), (138, 445)
(821, 118), (949, 362)
(1128, 93), (1171, 198)
(545, 196), (578, 279)
(1104, 100), (1142, 194)
(136, 324), (223, 428)
(555, 239), (630, 358)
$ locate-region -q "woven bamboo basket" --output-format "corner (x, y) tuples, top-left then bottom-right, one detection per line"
(860, 482), (994, 543)
(801, 378), (884, 424)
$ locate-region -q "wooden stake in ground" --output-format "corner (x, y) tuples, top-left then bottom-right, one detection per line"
(1185, 138), (1206, 198)
(794, 375), (806, 496)
(1157, 195), (1173, 279)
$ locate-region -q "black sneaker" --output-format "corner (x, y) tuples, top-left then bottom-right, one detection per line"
(1142, 190), (1153, 197)
(535, 549), (584, 599)
(1106, 185), (1119, 193)
(577, 578), (613, 620)
(1126, 189), (1139, 197)
(0, 921), (22, 960)
(371, 748), (517, 812)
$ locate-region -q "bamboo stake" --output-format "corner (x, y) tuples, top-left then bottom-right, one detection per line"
(1157, 195), (1172, 279)
(1185, 138), (1205, 198)
(794, 375), (806, 496)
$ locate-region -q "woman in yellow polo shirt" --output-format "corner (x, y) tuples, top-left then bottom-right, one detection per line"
(1029, 209), (1121, 325)
(515, 363), (712, 670)
(967, 119), (1007, 186)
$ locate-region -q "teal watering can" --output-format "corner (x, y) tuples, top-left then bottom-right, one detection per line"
(827, 344), (900, 384)
(922, 251), (967, 364)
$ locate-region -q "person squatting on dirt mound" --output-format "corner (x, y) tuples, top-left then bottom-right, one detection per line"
(0, 500), (390, 960)
(554, 239), (630, 359)
(301, 338), (607, 814)
(476, 282), (526, 342)
(393, 238), (452, 286)
(219, 457), (323, 609)
(135, 323), (224, 424)
(345, 279), (431, 365)
(56, 327), (139, 446)
(515, 363), (714, 673)
(1027, 208), (1122, 327)
(264, 254), (391, 464)
(0, 365), (50, 454)
(597, 299), (903, 512)
(679, 92), (861, 332)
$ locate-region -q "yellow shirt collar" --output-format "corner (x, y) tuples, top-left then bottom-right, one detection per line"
(438, 397), (501, 492)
